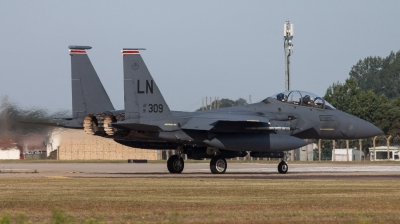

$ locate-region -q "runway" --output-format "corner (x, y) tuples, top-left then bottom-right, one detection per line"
(0, 162), (399, 179)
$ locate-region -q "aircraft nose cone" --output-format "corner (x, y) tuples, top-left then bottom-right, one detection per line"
(355, 119), (383, 138)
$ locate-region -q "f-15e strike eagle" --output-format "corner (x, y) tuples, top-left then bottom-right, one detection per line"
(40, 46), (384, 174)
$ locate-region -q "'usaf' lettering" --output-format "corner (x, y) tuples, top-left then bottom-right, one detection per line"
(137, 80), (154, 94)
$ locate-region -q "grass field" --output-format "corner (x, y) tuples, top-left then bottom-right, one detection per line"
(0, 177), (399, 223)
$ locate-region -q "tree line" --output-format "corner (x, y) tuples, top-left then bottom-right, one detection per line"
(324, 50), (400, 136)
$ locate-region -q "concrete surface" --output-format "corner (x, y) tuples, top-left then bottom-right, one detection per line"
(0, 162), (399, 179)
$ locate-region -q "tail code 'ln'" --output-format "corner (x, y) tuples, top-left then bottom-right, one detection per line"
(122, 48), (172, 121)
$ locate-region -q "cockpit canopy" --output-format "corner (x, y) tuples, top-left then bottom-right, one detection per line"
(267, 90), (336, 110)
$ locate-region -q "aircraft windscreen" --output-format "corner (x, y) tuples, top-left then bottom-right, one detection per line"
(269, 90), (336, 110)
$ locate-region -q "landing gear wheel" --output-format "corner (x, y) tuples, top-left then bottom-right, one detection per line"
(210, 156), (227, 174)
(278, 161), (288, 174)
(167, 155), (184, 173)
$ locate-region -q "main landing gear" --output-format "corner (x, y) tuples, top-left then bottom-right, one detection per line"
(210, 156), (227, 174)
(166, 148), (288, 174)
(167, 146), (229, 174)
(167, 154), (184, 173)
(167, 155), (228, 174)
(278, 160), (288, 174)
(167, 147), (184, 173)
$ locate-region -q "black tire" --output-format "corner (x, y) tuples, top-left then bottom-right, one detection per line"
(167, 155), (184, 173)
(278, 161), (288, 174)
(210, 156), (227, 174)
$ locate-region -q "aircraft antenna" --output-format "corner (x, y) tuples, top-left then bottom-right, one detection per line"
(284, 21), (294, 91)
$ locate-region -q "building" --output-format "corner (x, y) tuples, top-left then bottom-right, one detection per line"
(0, 135), (20, 159)
(47, 129), (161, 160)
(369, 146), (400, 161)
(333, 149), (364, 161)
(0, 148), (20, 159)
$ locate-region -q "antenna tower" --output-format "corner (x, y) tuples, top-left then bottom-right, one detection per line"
(284, 21), (294, 91)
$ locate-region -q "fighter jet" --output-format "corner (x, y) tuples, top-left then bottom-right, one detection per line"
(48, 46), (384, 174)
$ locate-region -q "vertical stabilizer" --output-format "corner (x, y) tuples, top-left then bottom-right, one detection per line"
(122, 49), (172, 122)
(69, 46), (114, 118)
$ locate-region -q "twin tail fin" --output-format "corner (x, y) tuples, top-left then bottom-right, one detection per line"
(122, 48), (172, 123)
(69, 45), (114, 118)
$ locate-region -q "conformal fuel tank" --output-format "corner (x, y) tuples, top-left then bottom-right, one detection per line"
(203, 133), (307, 152)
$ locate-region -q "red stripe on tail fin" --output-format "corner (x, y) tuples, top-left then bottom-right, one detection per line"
(70, 49), (86, 54)
(122, 50), (140, 56)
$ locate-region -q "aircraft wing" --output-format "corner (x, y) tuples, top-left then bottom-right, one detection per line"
(181, 114), (270, 131)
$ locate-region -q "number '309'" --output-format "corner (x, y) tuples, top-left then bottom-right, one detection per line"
(148, 104), (163, 113)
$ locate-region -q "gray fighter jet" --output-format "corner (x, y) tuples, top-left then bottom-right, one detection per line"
(51, 46), (384, 174)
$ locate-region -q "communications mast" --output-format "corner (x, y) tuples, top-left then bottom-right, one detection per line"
(284, 21), (294, 91)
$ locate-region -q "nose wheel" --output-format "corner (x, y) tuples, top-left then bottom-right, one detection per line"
(210, 156), (227, 174)
(167, 154), (184, 173)
(278, 161), (288, 174)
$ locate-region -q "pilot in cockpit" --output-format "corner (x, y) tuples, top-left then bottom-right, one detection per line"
(302, 95), (313, 105)
(302, 95), (311, 106)
(276, 93), (287, 102)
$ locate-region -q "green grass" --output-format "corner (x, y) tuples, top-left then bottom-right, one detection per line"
(0, 177), (399, 223)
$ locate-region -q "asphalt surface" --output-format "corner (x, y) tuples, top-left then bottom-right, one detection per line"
(0, 162), (399, 180)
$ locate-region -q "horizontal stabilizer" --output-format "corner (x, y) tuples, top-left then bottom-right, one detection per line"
(111, 120), (162, 132)
(53, 117), (73, 120)
(19, 119), (83, 129)
(19, 121), (59, 127)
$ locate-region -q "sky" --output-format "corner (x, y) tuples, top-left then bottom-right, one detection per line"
(1, 1), (400, 112)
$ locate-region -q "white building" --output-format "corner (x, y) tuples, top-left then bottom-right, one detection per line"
(333, 149), (364, 161)
(0, 148), (20, 159)
(369, 146), (400, 161)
